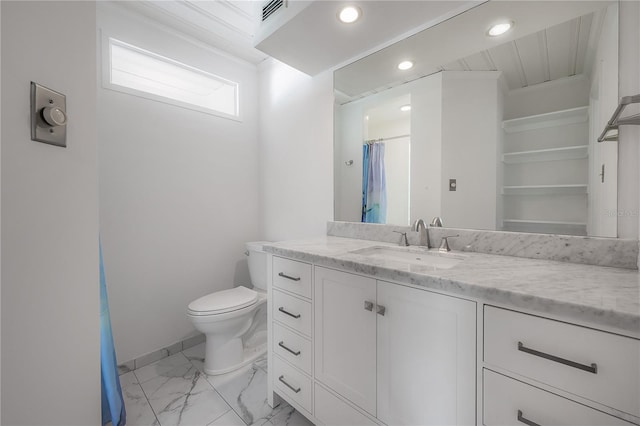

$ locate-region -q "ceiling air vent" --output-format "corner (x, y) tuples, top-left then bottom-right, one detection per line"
(262, 0), (284, 22)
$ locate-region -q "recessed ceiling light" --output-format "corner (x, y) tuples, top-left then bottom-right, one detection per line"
(398, 61), (414, 71)
(487, 21), (513, 37)
(400, 105), (411, 112)
(338, 6), (361, 24)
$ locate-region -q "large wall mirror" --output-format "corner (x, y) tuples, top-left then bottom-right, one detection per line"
(334, 1), (619, 237)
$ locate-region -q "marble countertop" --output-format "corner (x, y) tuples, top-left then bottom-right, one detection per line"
(264, 236), (640, 335)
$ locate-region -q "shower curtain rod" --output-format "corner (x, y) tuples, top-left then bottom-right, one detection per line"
(363, 134), (410, 144)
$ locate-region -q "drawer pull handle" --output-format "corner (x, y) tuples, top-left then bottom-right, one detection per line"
(278, 307), (301, 319)
(377, 304), (386, 316)
(278, 272), (301, 281)
(278, 375), (301, 393)
(278, 341), (301, 356)
(517, 341), (597, 374)
(364, 301), (374, 311)
(517, 410), (541, 426)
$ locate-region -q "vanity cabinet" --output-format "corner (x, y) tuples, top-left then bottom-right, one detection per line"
(269, 253), (639, 426)
(483, 306), (640, 425)
(314, 266), (477, 425)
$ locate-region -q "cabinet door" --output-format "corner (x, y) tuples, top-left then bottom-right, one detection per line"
(377, 281), (476, 426)
(314, 267), (377, 416)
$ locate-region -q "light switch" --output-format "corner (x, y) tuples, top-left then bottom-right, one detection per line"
(30, 82), (67, 147)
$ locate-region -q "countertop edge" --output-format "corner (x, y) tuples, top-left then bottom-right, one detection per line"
(264, 244), (640, 337)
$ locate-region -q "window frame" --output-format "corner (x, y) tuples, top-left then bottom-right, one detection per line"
(101, 34), (241, 121)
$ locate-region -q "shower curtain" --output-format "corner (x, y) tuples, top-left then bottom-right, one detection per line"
(100, 243), (126, 426)
(361, 142), (387, 223)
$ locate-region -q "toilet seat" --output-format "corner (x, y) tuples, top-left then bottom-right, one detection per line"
(188, 286), (258, 316)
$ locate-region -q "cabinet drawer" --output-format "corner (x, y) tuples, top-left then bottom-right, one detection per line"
(273, 322), (312, 375)
(273, 355), (312, 414)
(484, 306), (640, 416)
(484, 369), (630, 426)
(273, 289), (312, 337)
(273, 257), (312, 298)
(315, 383), (377, 426)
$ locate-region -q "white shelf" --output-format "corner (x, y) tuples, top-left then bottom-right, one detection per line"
(502, 145), (588, 164)
(502, 106), (589, 133)
(502, 184), (588, 195)
(502, 219), (587, 236)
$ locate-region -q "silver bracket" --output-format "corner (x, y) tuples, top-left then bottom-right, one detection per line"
(30, 82), (67, 147)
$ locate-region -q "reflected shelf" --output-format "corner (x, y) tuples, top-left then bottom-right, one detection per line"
(502, 219), (587, 236)
(502, 106), (589, 133)
(502, 145), (588, 164)
(502, 184), (588, 195)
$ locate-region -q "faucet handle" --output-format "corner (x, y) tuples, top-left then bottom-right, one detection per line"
(439, 235), (459, 252)
(393, 231), (410, 247)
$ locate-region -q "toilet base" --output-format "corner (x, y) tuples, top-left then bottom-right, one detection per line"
(204, 335), (267, 375)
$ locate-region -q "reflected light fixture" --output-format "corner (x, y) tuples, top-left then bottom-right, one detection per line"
(487, 21), (513, 37)
(398, 60), (414, 71)
(338, 6), (361, 23)
(400, 105), (411, 112)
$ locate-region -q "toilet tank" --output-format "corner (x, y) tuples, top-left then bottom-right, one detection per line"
(246, 241), (270, 290)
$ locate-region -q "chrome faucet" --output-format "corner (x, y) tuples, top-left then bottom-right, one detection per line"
(393, 231), (409, 246)
(411, 219), (430, 248)
(430, 217), (443, 227)
(439, 235), (459, 252)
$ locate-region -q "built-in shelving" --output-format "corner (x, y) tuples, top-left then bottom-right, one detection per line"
(501, 106), (589, 236)
(502, 219), (587, 236)
(502, 106), (589, 134)
(502, 184), (588, 196)
(502, 145), (588, 164)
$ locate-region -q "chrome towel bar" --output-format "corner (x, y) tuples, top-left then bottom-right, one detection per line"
(598, 94), (640, 142)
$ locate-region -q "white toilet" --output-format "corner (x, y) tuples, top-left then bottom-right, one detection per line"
(187, 242), (269, 375)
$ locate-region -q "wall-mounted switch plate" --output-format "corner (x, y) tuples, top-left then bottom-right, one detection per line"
(30, 82), (67, 147)
(449, 179), (457, 191)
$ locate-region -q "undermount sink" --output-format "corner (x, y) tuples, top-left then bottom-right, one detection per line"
(349, 246), (465, 269)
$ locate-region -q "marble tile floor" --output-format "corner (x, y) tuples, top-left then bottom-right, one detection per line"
(120, 343), (314, 426)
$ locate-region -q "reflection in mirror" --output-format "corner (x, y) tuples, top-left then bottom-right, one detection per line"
(334, 1), (619, 237)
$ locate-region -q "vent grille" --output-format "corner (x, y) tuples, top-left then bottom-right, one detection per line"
(262, 0), (284, 22)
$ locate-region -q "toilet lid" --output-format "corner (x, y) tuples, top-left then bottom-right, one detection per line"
(188, 286), (258, 315)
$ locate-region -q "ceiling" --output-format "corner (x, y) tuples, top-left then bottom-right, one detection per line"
(118, 0), (268, 64)
(334, 1), (614, 103)
(117, 0), (482, 74)
(253, 1), (481, 75)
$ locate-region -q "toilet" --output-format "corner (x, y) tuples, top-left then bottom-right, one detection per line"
(187, 241), (269, 375)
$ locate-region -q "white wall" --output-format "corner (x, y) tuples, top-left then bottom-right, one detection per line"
(97, 3), (261, 363)
(588, 3), (619, 238)
(503, 75), (591, 120)
(618, 0), (640, 241)
(410, 74), (443, 225)
(258, 58), (334, 240)
(335, 100), (365, 223)
(441, 71), (501, 230)
(1, 2), (99, 424)
(0, 3), (3, 420)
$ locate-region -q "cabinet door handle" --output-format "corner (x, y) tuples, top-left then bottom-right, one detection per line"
(278, 272), (301, 281)
(278, 375), (301, 393)
(517, 410), (541, 426)
(364, 301), (374, 311)
(376, 304), (386, 316)
(278, 307), (301, 319)
(278, 341), (301, 356)
(517, 341), (597, 374)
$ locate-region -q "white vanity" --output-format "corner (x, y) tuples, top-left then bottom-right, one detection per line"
(263, 234), (640, 426)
